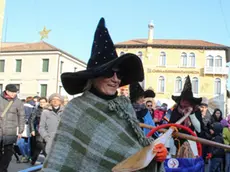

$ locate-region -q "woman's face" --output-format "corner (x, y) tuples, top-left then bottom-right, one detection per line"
(215, 110), (221, 118)
(136, 96), (145, 105)
(93, 70), (121, 96)
(50, 97), (62, 107)
(39, 99), (47, 108)
(178, 100), (193, 114)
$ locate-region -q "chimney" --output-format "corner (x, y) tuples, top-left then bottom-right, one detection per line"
(147, 20), (154, 44)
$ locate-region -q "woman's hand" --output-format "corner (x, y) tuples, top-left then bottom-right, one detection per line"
(153, 143), (168, 162)
(210, 129), (214, 135)
(31, 131), (35, 136)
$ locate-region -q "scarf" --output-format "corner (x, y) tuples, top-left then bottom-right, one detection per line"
(3, 91), (14, 100)
(132, 103), (146, 112)
(52, 106), (60, 114)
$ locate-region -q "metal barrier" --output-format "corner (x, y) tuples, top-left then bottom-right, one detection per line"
(18, 165), (43, 172)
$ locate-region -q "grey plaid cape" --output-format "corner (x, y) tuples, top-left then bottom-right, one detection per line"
(42, 91), (164, 172)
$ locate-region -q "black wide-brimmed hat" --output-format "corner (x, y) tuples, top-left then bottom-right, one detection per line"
(129, 82), (144, 103)
(172, 75), (202, 105)
(61, 18), (144, 95)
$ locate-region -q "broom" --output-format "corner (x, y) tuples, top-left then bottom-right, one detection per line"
(112, 108), (193, 172)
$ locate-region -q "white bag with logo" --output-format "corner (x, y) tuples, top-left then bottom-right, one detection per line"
(17, 124), (30, 138)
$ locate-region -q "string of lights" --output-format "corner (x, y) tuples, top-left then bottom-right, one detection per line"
(219, 0), (230, 39)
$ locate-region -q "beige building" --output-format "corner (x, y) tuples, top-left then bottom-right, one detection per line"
(115, 22), (230, 114)
(0, 41), (86, 99)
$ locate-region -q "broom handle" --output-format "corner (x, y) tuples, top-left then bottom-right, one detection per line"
(152, 108), (192, 144)
(175, 108), (192, 124)
(140, 123), (230, 150)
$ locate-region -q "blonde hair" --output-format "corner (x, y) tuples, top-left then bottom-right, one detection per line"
(83, 79), (93, 92)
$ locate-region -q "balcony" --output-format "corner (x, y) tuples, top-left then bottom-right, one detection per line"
(204, 66), (228, 75)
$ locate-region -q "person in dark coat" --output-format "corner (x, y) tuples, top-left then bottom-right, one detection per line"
(211, 109), (223, 124)
(206, 122), (225, 172)
(0, 84), (25, 171)
(199, 97), (212, 162)
(29, 97), (48, 165)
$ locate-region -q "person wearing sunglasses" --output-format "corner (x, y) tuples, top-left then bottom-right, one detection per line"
(146, 101), (153, 111)
(42, 18), (167, 172)
(144, 89), (156, 119)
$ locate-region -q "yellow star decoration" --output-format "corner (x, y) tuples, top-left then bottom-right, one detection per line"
(39, 27), (51, 40)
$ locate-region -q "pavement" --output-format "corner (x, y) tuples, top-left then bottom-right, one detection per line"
(8, 155), (45, 172)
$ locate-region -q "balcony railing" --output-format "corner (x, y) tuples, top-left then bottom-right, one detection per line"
(204, 66), (228, 74)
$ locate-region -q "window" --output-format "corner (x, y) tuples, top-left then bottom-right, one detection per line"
(214, 78), (221, 95)
(215, 56), (222, 67)
(0, 60), (5, 72)
(42, 59), (49, 72)
(159, 52), (166, 66)
(206, 55), (214, 67)
(181, 52), (187, 67)
(192, 77), (198, 94)
(137, 51), (143, 58)
(120, 52), (125, 56)
(0, 84), (3, 93)
(74, 67), (77, 72)
(16, 59), (22, 72)
(59, 86), (62, 95)
(189, 53), (195, 67)
(175, 77), (182, 93)
(60, 61), (64, 74)
(40, 84), (47, 97)
(158, 76), (165, 93)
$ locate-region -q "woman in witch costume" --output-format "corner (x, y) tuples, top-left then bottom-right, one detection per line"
(42, 18), (167, 172)
(169, 75), (204, 158)
(129, 82), (158, 138)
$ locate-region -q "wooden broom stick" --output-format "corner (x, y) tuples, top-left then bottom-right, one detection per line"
(139, 123), (230, 150)
(112, 109), (193, 172)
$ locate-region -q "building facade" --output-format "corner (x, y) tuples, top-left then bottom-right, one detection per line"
(0, 42), (86, 99)
(115, 22), (230, 115)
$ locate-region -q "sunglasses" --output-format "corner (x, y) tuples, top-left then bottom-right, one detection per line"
(103, 69), (123, 80)
(147, 104), (152, 107)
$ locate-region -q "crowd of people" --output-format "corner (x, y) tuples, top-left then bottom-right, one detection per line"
(129, 81), (230, 172)
(0, 83), (68, 171)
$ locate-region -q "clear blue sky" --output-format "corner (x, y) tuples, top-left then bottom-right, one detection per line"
(3, 0), (230, 87)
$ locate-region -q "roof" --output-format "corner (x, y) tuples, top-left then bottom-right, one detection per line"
(0, 41), (86, 65)
(115, 39), (229, 49)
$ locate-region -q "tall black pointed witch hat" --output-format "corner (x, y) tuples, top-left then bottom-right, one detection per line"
(144, 89), (155, 98)
(172, 75), (202, 105)
(129, 82), (145, 103)
(61, 18), (144, 95)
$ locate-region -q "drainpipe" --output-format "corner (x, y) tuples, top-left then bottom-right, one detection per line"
(56, 54), (61, 93)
